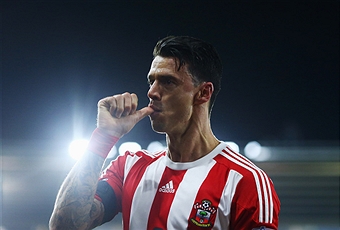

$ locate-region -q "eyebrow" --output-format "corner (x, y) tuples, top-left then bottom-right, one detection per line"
(147, 74), (177, 81)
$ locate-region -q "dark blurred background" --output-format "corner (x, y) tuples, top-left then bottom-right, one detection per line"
(1, 1), (339, 229)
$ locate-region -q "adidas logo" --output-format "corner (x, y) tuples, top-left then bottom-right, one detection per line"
(159, 180), (175, 193)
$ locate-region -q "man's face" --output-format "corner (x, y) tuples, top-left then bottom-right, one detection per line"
(147, 56), (199, 135)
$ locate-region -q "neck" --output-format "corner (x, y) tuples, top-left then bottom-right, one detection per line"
(166, 117), (219, 162)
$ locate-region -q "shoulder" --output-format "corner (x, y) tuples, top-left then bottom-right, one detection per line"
(113, 149), (166, 162)
(111, 149), (166, 172)
(214, 146), (263, 178)
(218, 146), (280, 225)
(123, 149), (166, 163)
(215, 145), (278, 207)
(215, 145), (267, 177)
(102, 150), (166, 177)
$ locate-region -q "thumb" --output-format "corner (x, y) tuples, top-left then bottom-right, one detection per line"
(132, 106), (154, 122)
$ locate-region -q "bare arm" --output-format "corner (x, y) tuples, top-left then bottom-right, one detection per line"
(49, 151), (106, 229)
(49, 93), (154, 229)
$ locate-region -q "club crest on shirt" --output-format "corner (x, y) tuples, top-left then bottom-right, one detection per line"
(190, 199), (217, 228)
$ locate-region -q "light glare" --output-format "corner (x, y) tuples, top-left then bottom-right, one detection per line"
(244, 141), (262, 159)
(118, 142), (141, 156)
(69, 139), (89, 160)
(244, 141), (271, 161)
(147, 141), (165, 152)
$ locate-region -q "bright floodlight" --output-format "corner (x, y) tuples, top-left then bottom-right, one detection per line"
(147, 141), (165, 153)
(69, 139), (89, 160)
(244, 141), (262, 159)
(226, 142), (239, 152)
(244, 141), (271, 161)
(256, 147), (271, 161)
(118, 142), (141, 156)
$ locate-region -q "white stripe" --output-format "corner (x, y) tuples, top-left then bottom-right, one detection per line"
(221, 150), (264, 222)
(129, 156), (167, 229)
(167, 160), (216, 230)
(264, 175), (274, 223)
(123, 150), (165, 183)
(123, 153), (141, 183)
(215, 169), (243, 229)
(223, 147), (273, 223)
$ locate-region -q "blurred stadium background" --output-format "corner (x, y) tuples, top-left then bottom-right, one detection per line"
(2, 1), (339, 229)
(1, 139), (339, 230)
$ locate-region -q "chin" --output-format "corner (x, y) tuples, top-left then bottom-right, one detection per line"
(152, 129), (166, 134)
(150, 121), (166, 134)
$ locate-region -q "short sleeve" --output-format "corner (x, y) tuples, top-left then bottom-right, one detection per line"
(230, 171), (280, 229)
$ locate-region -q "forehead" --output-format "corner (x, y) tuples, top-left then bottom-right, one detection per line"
(148, 56), (190, 79)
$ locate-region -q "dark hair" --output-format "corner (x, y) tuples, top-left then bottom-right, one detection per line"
(153, 35), (223, 113)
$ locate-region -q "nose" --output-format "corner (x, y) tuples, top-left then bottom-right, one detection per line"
(147, 82), (161, 101)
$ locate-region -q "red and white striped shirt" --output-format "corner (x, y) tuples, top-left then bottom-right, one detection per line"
(97, 142), (280, 230)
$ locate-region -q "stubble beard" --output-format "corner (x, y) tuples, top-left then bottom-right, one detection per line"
(149, 117), (166, 134)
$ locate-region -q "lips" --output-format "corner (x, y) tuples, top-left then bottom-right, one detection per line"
(148, 103), (161, 112)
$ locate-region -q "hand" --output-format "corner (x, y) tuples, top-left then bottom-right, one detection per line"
(96, 92), (154, 137)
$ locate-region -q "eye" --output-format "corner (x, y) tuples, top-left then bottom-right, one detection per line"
(165, 79), (174, 85)
(147, 79), (154, 86)
(161, 76), (176, 86)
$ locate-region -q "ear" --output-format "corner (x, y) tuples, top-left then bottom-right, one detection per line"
(194, 82), (214, 105)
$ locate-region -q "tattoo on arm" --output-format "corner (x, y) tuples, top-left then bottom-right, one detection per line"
(50, 152), (106, 230)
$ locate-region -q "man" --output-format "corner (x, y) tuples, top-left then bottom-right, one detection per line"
(49, 36), (280, 230)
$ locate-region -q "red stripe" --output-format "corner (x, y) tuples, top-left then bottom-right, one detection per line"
(147, 167), (187, 230)
(187, 156), (229, 230)
(122, 153), (161, 230)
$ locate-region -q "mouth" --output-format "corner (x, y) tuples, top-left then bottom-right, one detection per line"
(148, 104), (162, 120)
(148, 103), (161, 113)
